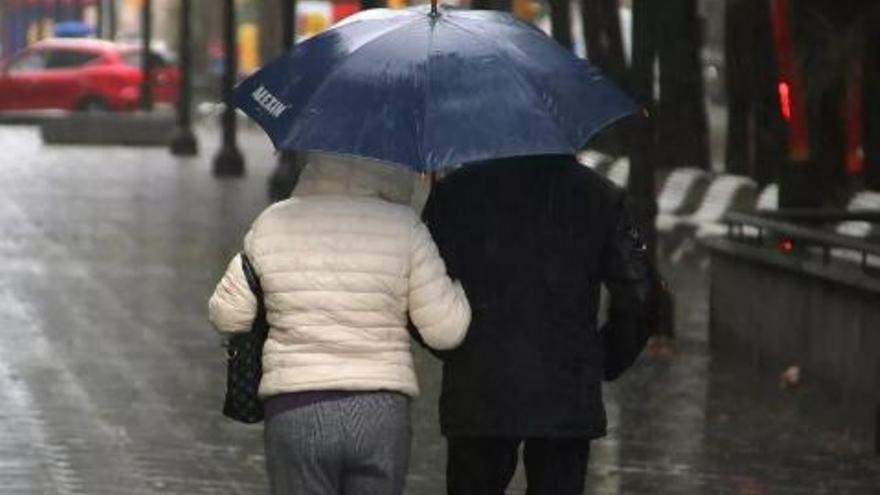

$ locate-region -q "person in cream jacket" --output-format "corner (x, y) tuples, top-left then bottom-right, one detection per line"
(208, 152), (470, 495)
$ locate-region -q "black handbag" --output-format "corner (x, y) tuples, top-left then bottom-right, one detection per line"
(222, 252), (268, 424)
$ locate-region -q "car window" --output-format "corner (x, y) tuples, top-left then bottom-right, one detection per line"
(8, 51), (47, 73)
(44, 49), (100, 69)
(121, 50), (170, 69)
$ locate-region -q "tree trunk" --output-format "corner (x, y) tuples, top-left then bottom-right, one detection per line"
(628, 0), (657, 260)
(788, 0), (851, 204)
(549, 0), (573, 49)
(581, 0), (604, 62)
(580, 0), (627, 86)
(865, 29), (880, 190)
(724, 0), (786, 185)
(654, 0), (709, 171)
(579, 0), (628, 154)
(724, 0), (754, 176)
(596, 0), (626, 83)
(627, 0), (673, 339)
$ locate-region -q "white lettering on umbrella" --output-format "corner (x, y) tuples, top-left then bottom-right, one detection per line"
(251, 85), (288, 118)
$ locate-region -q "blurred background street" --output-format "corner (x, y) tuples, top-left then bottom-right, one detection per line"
(1, 124), (878, 494)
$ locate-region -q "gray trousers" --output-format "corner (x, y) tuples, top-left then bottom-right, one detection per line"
(264, 393), (411, 495)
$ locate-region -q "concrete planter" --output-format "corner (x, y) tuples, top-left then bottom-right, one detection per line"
(40, 111), (178, 146)
(704, 237), (880, 401)
(704, 237), (880, 453)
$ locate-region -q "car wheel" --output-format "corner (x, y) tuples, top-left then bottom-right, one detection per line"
(76, 97), (109, 113)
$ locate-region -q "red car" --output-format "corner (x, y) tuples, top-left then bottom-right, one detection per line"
(0, 38), (179, 112)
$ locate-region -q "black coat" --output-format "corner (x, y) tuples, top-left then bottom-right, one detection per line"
(420, 155), (651, 438)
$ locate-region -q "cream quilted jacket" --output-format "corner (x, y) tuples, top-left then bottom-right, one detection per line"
(208, 153), (470, 398)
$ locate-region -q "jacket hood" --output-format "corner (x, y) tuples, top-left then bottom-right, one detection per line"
(293, 152), (414, 206)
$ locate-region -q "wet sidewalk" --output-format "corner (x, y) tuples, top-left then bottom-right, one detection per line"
(0, 125), (878, 494)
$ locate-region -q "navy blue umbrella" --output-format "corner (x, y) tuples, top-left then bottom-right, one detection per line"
(232, 4), (637, 172)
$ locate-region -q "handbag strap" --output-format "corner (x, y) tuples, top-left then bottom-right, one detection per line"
(240, 252), (264, 301)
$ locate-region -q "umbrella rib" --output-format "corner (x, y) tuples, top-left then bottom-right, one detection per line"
(421, 20), (436, 171)
(442, 18), (576, 150)
(453, 18), (638, 149)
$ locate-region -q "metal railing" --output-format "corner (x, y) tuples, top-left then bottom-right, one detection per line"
(757, 209), (880, 223)
(723, 211), (880, 273)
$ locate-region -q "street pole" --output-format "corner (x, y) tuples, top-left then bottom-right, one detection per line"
(213, 0), (245, 177)
(108, 0), (116, 39)
(268, 0), (303, 200)
(139, 0), (154, 111)
(97, 0), (104, 38)
(282, 0), (295, 49)
(37, 2), (47, 39)
(170, 0), (198, 156)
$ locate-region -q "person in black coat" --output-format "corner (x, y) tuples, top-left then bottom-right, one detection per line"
(418, 154), (652, 495)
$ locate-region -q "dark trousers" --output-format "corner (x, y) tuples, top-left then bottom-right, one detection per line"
(446, 437), (591, 495)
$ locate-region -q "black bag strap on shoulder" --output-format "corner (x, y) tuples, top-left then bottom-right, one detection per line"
(240, 252), (263, 300)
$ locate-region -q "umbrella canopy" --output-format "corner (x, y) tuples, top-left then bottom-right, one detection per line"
(232, 5), (637, 172)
